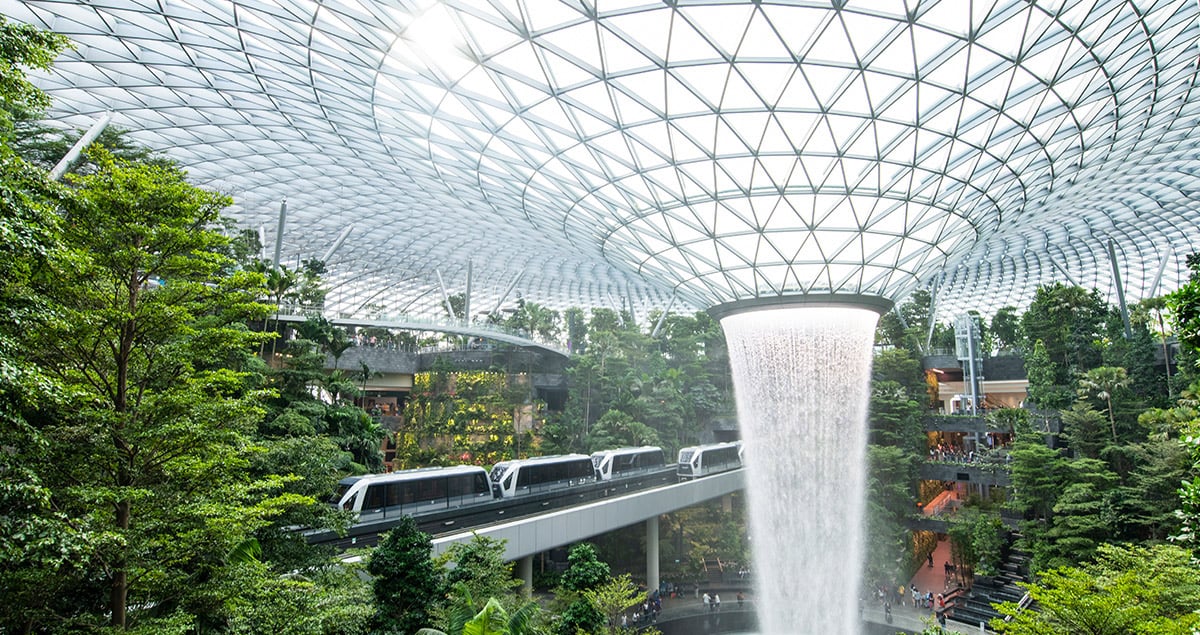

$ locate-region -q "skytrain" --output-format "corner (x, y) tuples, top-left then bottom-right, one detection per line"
(676, 441), (744, 480)
(330, 465), (493, 520)
(488, 454), (596, 498)
(590, 446), (667, 480)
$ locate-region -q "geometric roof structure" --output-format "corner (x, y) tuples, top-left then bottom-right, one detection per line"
(11, 1), (1200, 322)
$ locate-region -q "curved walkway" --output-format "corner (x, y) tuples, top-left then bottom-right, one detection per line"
(275, 310), (568, 357)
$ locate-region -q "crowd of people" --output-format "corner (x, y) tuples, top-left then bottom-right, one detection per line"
(871, 582), (950, 627)
(928, 442), (1011, 465)
(621, 590), (663, 627)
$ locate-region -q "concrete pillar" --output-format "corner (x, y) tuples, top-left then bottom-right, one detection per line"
(722, 494), (733, 513)
(518, 555), (533, 596)
(646, 516), (660, 594)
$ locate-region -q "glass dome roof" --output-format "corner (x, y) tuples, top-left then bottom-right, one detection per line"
(11, 0), (1200, 321)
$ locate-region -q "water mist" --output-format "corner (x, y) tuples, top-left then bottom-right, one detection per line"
(719, 304), (881, 635)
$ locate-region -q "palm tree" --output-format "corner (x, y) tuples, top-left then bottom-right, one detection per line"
(1077, 366), (1130, 442)
(259, 264), (297, 357)
(415, 588), (542, 635)
(327, 328), (355, 369)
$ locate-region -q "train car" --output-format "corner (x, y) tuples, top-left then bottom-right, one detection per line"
(677, 441), (743, 480)
(590, 446), (667, 481)
(489, 454), (595, 498)
(330, 465), (492, 520)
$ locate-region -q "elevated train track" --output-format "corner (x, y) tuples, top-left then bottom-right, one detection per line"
(305, 467), (678, 550)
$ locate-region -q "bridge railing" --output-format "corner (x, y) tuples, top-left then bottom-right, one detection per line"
(274, 304), (568, 355)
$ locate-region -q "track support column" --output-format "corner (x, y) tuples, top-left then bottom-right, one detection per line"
(518, 555), (533, 596)
(646, 516), (660, 595)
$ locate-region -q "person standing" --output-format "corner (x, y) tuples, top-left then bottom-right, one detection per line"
(713, 593), (721, 611)
(736, 591), (745, 608)
(703, 592), (711, 611)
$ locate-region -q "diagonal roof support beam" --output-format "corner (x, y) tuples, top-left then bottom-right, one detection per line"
(272, 199), (287, 271)
(491, 269), (525, 317)
(1049, 258), (1082, 288)
(650, 293), (678, 338)
(1148, 248), (1173, 299)
(50, 111), (111, 181)
(321, 225), (354, 263)
(436, 268), (458, 321)
(1107, 239), (1132, 339)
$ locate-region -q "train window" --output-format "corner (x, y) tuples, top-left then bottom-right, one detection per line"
(363, 484), (386, 510)
(385, 483), (403, 507)
(448, 474), (473, 498)
(417, 477), (446, 503)
(473, 473), (489, 495)
(503, 473), (513, 491)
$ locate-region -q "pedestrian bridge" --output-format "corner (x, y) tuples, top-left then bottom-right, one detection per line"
(275, 308), (568, 357)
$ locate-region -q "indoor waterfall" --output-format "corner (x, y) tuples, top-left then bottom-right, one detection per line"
(720, 305), (880, 635)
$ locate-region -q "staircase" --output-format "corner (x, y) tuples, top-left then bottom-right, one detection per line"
(947, 537), (1031, 628)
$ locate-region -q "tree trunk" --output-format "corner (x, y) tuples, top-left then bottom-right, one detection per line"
(1106, 396), (1116, 442)
(110, 499), (130, 628)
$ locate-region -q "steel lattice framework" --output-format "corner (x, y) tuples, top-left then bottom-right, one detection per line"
(9, 0), (1200, 321)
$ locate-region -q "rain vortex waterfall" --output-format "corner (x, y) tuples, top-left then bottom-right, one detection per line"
(721, 306), (879, 635)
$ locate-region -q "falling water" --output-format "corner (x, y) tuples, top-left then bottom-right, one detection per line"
(721, 306), (879, 635)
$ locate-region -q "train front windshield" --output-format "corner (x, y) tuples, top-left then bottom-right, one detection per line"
(329, 482), (355, 507)
(489, 463), (511, 482)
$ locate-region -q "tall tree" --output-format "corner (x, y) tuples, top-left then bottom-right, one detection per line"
(554, 543), (609, 635)
(990, 306), (1022, 354)
(582, 574), (651, 635)
(0, 17), (81, 633)
(22, 149), (290, 629)
(1077, 366), (1130, 443)
(368, 517), (444, 634)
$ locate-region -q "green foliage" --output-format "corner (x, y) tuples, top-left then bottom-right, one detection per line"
(990, 306), (1022, 353)
(417, 594), (545, 635)
(221, 563), (374, 635)
(1110, 437), (1190, 542)
(872, 347), (927, 401)
(368, 517), (444, 634)
(1059, 402), (1108, 459)
(582, 574), (646, 635)
(437, 535), (523, 613)
(947, 509), (1003, 581)
(554, 309), (730, 457)
(586, 409), (660, 451)
(1020, 283), (1109, 381)
(1168, 253), (1200, 356)
(1077, 366), (1131, 443)
(864, 445), (918, 586)
(554, 543), (610, 635)
(1037, 459), (1118, 571)
(559, 543), (610, 592)
(13, 148), (309, 630)
(875, 289), (935, 352)
(0, 17), (69, 135)
(868, 380), (925, 453)
(1008, 432), (1068, 521)
(992, 543), (1200, 634)
(399, 369), (528, 467)
(987, 407), (1032, 438)
(1024, 340), (1073, 409)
